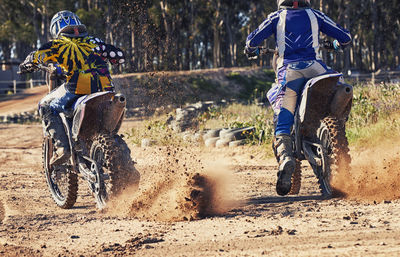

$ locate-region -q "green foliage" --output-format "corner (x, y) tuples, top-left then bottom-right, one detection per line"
(199, 103), (275, 145)
(228, 113), (274, 144)
(346, 82), (400, 146)
(189, 77), (220, 93)
(226, 69), (274, 100)
(348, 89), (378, 128)
(76, 8), (105, 37)
(347, 115), (400, 148)
(198, 106), (224, 124)
(125, 116), (184, 146)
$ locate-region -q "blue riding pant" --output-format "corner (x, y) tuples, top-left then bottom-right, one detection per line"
(39, 84), (80, 115)
(270, 60), (331, 135)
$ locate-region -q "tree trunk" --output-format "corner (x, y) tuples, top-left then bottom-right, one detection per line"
(212, 0), (222, 68)
(342, 0), (351, 72)
(371, 0), (378, 71)
(160, 0), (174, 68)
(395, 22), (400, 67)
(129, 23), (138, 72)
(106, 0), (113, 44)
(224, 11), (234, 67)
(0, 42), (11, 60)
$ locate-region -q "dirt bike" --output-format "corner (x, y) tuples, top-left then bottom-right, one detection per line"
(20, 64), (140, 209)
(257, 44), (352, 197)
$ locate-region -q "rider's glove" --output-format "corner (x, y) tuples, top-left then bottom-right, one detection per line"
(19, 52), (37, 73)
(49, 64), (65, 80)
(19, 62), (36, 73)
(321, 40), (342, 52)
(244, 47), (260, 59)
(332, 40), (341, 52)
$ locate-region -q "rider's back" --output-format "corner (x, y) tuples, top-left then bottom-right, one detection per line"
(246, 8), (351, 68)
(32, 36), (113, 95)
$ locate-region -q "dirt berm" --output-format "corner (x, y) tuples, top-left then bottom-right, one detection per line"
(113, 67), (274, 110)
(0, 67), (274, 117)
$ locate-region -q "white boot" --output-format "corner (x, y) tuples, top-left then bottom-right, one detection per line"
(273, 134), (295, 196)
(50, 141), (70, 165)
(42, 112), (70, 166)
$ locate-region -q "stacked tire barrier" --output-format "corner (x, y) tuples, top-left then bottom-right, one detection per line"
(167, 100), (227, 133)
(0, 110), (40, 124)
(203, 127), (255, 148)
(162, 100), (256, 148)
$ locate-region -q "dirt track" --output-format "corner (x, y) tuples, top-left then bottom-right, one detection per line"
(0, 86), (47, 116)
(1, 123), (400, 256)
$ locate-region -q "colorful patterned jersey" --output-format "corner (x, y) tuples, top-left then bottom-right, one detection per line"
(30, 36), (124, 95)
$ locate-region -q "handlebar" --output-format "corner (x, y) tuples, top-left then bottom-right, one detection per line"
(247, 47), (277, 60)
(259, 47), (278, 55)
(248, 40), (340, 60)
(18, 63), (66, 78)
(17, 63), (52, 74)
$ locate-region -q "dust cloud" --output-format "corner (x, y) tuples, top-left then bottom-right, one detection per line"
(332, 136), (400, 202)
(106, 147), (241, 221)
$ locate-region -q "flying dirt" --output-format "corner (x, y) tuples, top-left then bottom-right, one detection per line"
(107, 146), (241, 222)
(333, 136), (400, 201)
(1, 122), (400, 256)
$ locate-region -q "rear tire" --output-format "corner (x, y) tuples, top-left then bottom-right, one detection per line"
(316, 117), (351, 197)
(288, 159), (301, 195)
(43, 137), (78, 209)
(114, 135), (140, 192)
(90, 134), (140, 208)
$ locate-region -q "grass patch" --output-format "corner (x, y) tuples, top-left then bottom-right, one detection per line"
(188, 77), (221, 93)
(199, 103), (275, 144)
(347, 115), (400, 149)
(125, 72), (400, 160)
(226, 69), (274, 100)
(125, 115), (185, 146)
(346, 82), (400, 148)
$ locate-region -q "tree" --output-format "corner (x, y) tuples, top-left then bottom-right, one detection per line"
(0, 0), (398, 71)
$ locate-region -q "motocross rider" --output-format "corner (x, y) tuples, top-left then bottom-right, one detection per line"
(19, 10), (125, 165)
(245, 0), (352, 196)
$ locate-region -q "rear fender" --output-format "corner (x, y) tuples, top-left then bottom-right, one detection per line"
(72, 92), (126, 140)
(299, 73), (342, 123)
(298, 73), (342, 135)
(72, 92), (114, 140)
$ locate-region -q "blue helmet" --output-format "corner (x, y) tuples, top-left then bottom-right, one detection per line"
(50, 10), (87, 38)
(277, 0), (311, 9)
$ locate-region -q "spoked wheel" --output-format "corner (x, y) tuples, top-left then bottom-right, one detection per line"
(43, 137), (78, 209)
(315, 117), (351, 197)
(90, 134), (140, 209)
(90, 139), (110, 209)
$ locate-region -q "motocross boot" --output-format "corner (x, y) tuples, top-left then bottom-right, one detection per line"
(273, 134), (295, 196)
(41, 110), (70, 166)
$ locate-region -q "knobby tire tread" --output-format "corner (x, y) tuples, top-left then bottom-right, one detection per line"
(42, 139), (78, 209)
(319, 117), (351, 196)
(288, 159), (301, 195)
(92, 134), (139, 199)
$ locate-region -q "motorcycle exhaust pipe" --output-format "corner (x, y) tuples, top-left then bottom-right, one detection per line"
(330, 83), (353, 118)
(114, 93), (126, 106)
(103, 93), (127, 132)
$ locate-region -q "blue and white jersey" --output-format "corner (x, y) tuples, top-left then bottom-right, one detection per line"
(246, 8), (352, 68)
